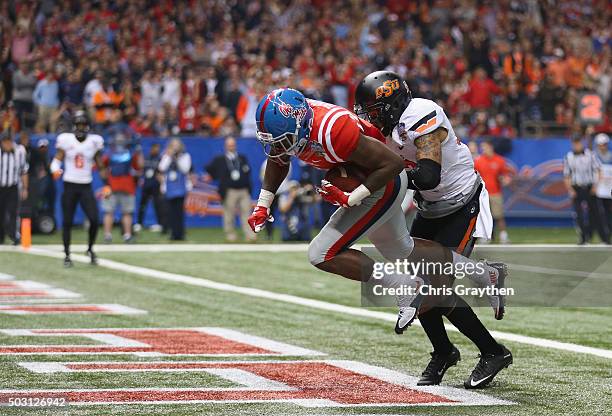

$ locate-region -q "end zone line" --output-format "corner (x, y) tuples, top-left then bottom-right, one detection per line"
(18, 246), (612, 360)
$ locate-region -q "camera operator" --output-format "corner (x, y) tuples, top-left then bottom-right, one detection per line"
(277, 180), (315, 242)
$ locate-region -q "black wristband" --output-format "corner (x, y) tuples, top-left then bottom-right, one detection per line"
(406, 158), (441, 190)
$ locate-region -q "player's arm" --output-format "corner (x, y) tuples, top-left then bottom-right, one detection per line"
(50, 148), (65, 180)
(262, 158), (290, 194)
(249, 158), (290, 233)
(409, 127), (446, 190)
(348, 133), (404, 195)
(319, 133), (404, 208)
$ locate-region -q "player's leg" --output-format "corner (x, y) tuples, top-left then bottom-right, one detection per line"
(308, 173), (408, 281)
(442, 293), (512, 389)
(310, 172), (425, 331)
(425, 189), (509, 387)
(4, 186), (19, 244)
(406, 212), (460, 385)
(79, 184), (100, 264)
(61, 183), (80, 265)
(120, 193), (135, 242)
(136, 187), (150, 228)
(0, 187), (8, 243)
(223, 189), (238, 242)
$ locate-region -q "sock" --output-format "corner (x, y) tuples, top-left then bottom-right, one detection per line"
(419, 308), (454, 355)
(63, 225), (71, 257)
(451, 251), (497, 289)
(88, 222), (98, 251)
(443, 295), (502, 355)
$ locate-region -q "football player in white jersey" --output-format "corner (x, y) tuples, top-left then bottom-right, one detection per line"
(355, 71), (512, 389)
(50, 111), (107, 267)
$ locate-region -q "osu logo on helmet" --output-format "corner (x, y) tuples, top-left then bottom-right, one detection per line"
(375, 79), (400, 99)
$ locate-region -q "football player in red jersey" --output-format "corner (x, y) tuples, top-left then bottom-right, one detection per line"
(249, 88), (505, 337)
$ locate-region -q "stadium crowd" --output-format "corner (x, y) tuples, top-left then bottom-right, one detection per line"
(0, 0), (610, 140)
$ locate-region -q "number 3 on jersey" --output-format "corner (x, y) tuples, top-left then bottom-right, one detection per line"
(75, 153), (85, 169)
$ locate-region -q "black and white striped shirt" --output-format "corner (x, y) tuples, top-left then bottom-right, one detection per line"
(0, 144), (29, 187)
(563, 149), (601, 187)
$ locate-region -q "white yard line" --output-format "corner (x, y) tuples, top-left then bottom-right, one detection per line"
(13, 246), (612, 360)
(1, 243), (610, 253)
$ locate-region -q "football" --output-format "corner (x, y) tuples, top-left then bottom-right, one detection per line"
(324, 163), (368, 192)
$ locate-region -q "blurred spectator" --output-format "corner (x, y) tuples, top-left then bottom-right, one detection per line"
(32, 72), (59, 133)
(278, 180), (314, 242)
(0, 0), (609, 138)
(135, 143), (165, 233)
(563, 137), (610, 245)
(161, 68), (181, 110)
(12, 62), (37, 129)
(488, 114), (517, 138)
(101, 133), (143, 243)
(1, 102), (20, 133)
(92, 78), (122, 128)
(594, 133), (612, 238)
(139, 71), (162, 117)
(474, 141), (512, 243)
(206, 137), (254, 242)
(177, 92), (200, 134)
(83, 71), (103, 108)
(159, 138), (192, 241)
(464, 68), (501, 111)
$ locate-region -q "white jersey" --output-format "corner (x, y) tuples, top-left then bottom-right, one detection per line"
(56, 133), (104, 184)
(388, 98), (477, 202)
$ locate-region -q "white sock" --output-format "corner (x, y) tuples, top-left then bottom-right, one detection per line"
(451, 251), (497, 288)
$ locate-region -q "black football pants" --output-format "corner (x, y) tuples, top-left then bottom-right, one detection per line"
(62, 182), (99, 256)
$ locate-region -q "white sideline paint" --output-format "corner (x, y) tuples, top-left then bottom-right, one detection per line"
(0, 288), (81, 302)
(0, 304), (147, 315)
(0, 327), (324, 357)
(3, 243), (609, 253)
(0, 280), (51, 290)
(16, 246), (612, 360)
(0, 273), (15, 280)
(198, 327), (323, 356)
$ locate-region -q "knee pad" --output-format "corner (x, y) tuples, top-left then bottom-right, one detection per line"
(375, 233), (414, 261)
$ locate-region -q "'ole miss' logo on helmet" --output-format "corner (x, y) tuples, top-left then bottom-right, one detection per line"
(278, 103), (308, 121)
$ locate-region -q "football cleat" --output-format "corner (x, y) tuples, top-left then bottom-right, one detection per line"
(483, 260), (508, 320)
(464, 344), (512, 389)
(86, 249), (98, 266)
(394, 306), (418, 334)
(417, 346), (461, 386)
(63, 256), (73, 268)
(394, 279), (425, 334)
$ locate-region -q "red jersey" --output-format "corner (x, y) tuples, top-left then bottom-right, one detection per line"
(298, 99), (384, 170)
(474, 153), (511, 195)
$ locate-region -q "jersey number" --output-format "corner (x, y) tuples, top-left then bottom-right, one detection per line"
(75, 154), (85, 169)
(578, 94), (603, 124)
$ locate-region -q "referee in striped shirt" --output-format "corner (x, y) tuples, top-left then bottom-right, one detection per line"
(564, 136), (610, 245)
(0, 132), (29, 245)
